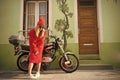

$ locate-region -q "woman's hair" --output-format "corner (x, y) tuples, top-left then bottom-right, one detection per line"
(35, 25), (44, 37)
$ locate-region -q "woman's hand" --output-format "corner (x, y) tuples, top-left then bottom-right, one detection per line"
(35, 51), (39, 55)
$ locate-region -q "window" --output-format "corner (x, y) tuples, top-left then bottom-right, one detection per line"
(23, 0), (48, 37)
(79, 0), (95, 6)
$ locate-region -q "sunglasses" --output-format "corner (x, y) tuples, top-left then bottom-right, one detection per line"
(39, 26), (44, 29)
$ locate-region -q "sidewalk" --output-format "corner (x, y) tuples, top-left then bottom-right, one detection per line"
(0, 69), (120, 80)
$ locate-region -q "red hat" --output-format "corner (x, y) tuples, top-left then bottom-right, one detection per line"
(37, 17), (45, 27)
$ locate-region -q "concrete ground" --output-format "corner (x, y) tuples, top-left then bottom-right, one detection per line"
(0, 69), (120, 80)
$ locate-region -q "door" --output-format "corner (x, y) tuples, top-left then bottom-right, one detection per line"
(78, 0), (99, 54)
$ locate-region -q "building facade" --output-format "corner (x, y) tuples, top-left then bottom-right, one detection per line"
(0, 0), (120, 69)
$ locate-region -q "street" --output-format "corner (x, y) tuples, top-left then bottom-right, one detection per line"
(0, 69), (120, 80)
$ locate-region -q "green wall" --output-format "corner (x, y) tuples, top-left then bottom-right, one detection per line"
(101, 43), (120, 68)
(0, 44), (17, 69)
(101, 0), (120, 42)
(51, 0), (75, 43)
(0, 0), (20, 69)
(0, 0), (20, 44)
(100, 0), (120, 68)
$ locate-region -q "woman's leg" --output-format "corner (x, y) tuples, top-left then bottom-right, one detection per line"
(28, 62), (34, 75)
(36, 63), (41, 73)
(35, 63), (41, 78)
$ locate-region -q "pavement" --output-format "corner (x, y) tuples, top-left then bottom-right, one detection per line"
(0, 69), (120, 80)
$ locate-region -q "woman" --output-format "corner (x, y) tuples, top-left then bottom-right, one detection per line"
(28, 17), (46, 79)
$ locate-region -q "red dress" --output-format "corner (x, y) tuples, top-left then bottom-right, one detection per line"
(28, 28), (46, 63)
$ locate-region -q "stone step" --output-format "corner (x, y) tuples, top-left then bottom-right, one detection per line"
(78, 64), (113, 70)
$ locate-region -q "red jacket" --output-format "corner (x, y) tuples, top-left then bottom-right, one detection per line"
(28, 28), (46, 63)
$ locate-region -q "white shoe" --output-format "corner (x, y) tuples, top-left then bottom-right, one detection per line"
(28, 74), (37, 79)
(35, 72), (40, 78)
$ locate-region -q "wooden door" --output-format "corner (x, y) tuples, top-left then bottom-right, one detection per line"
(78, 0), (99, 54)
